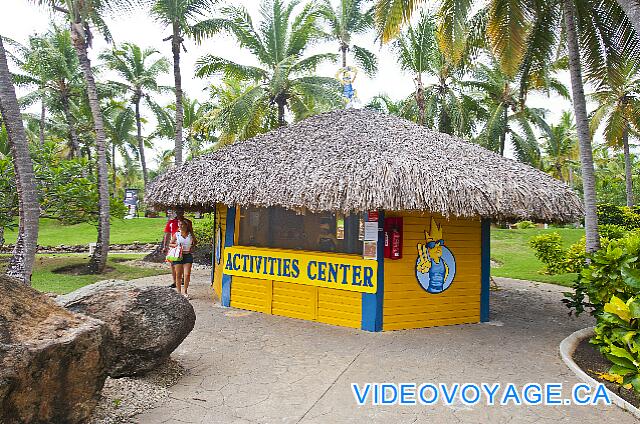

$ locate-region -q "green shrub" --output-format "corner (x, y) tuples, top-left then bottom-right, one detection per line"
(529, 232), (566, 274)
(562, 237), (586, 274)
(563, 231), (640, 394)
(515, 220), (536, 229)
(599, 224), (627, 240)
(565, 232), (640, 315)
(592, 296), (640, 392)
(193, 216), (215, 247)
(597, 204), (640, 230)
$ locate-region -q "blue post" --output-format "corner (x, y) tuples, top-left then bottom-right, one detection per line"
(361, 211), (384, 332)
(221, 206), (236, 307)
(480, 219), (491, 322)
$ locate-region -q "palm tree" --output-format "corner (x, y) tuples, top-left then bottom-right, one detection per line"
(19, 27), (84, 158)
(37, 0), (121, 272)
(541, 111), (579, 186)
(392, 11), (483, 136)
(365, 93), (418, 121)
(103, 102), (137, 190)
(381, 0), (639, 252)
(590, 59), (640, 207)
(193, 0), (342, 127)
(615, 0), (640, 36)
(100, 42), (169, 187)
(468, 61), (566, 166)
(195, 77), (276, 146)
(0, 37), (39, 284)
(150, 0), (218, 166)
(319, 0), (377, 73)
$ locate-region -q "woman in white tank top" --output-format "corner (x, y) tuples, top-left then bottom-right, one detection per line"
(170, 218), (197, 299)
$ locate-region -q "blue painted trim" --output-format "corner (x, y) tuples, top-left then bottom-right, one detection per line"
(480, 219), (491, 322)
(361, 211), (384, 332)
(221, 206), (236, 307)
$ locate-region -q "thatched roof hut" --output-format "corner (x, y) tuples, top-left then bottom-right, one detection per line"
(146, 108), (583, 222)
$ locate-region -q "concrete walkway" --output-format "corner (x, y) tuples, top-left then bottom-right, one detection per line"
(131, 271), (636, 423)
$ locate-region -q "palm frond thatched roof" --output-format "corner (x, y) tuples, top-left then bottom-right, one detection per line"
(146, 109), (583, 222)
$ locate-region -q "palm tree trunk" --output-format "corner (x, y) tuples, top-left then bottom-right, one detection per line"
(172, 24), (184, 166)
(415, 73), (425, 126)
(341, 44), (347, 67)
(134, 95), (148, 187)
(615, 0), (640, 36)
(277, 99), (286, 127)
(563, 0), (600, 252)
(0, 226), (4, 248)
(71, 23), (110, 273)
(61, 94), (80, 158)
(112, 139), (116, 191)
(0, 37), (39, 284)
(623, 125), (633, 207)
(39, 99), (45, 146)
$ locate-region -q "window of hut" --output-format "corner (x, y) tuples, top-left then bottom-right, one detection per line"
(238, 206), (363, 254)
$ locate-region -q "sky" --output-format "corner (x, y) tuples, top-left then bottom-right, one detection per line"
(1, 0), (576, 167)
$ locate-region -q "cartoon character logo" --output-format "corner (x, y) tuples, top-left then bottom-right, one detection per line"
(416, 218), (456, 294)
(335, 66), (359, 108)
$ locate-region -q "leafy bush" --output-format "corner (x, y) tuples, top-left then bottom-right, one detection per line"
(566, 232), (640, 315)
(529, 232), (566, 274)
(193, 216), (215, 247)
(515, 220), (536, 229)
(599, 224), (627, 240)
(563, 231), (640, 394)
(592, 295), (640, 391)
(563, 237), (586, 274)
(597, 204), (640, 230)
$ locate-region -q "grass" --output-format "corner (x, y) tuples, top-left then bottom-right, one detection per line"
(4, 218), (166, 246)
(0, 253), (170, 294)
(490, 227), (585, 287)
(3, 220), (584, 289)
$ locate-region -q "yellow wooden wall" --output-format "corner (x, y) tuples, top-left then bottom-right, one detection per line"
(229, 277), (362, 329)
(212, 204), (227, 299)
(383, 211), (481, 331)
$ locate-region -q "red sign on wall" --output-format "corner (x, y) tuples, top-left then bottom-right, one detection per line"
(368, 211), (379, 222)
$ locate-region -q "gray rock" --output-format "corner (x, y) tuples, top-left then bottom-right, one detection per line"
(0, 275), (109, 424)
(57, 280), (195, 378)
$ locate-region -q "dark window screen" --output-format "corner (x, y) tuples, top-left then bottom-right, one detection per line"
(239, 206), (363, 254)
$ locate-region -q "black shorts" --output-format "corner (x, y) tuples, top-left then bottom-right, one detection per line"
(172, 252), (193, 265)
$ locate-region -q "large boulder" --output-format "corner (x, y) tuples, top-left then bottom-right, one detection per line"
(0, 275), (108, 424)
(57, 280), (196, 378)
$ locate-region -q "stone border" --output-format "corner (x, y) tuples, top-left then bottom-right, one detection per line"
(559, 327), (640, 419)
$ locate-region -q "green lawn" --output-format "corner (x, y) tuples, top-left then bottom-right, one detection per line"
(4, 218), (166, 246)
(490, 227), (585, 286)
(0, 253), (170, 294)
(3, 220), (584, 288)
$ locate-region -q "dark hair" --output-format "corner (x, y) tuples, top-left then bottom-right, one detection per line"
(179, 218), (197, 247)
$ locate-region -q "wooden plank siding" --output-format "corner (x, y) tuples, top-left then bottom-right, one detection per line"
(383, 211), (482, 331)
(229, 277), (362, 328)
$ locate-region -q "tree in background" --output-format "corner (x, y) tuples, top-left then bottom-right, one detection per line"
(194, 0), (342, 127)
(18, 27), (84, 156)
(37, 0), (125, 273)
(195, 77), (275, 146)
(365, 93), (417, 121)
(380, 0), (640, 253)
(319, 0), (377, 73)
(150, 0), (218, 166)
(0, 37), (39, 283)
(393, 12), (483, 137)
(102, 101), (138, 190)
(541, 110), (579, 186)
(100, 42), (169, 188)
(590, 59), (640, 207)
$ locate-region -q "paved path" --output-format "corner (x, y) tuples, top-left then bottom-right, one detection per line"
(131, 271), (636, 423)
